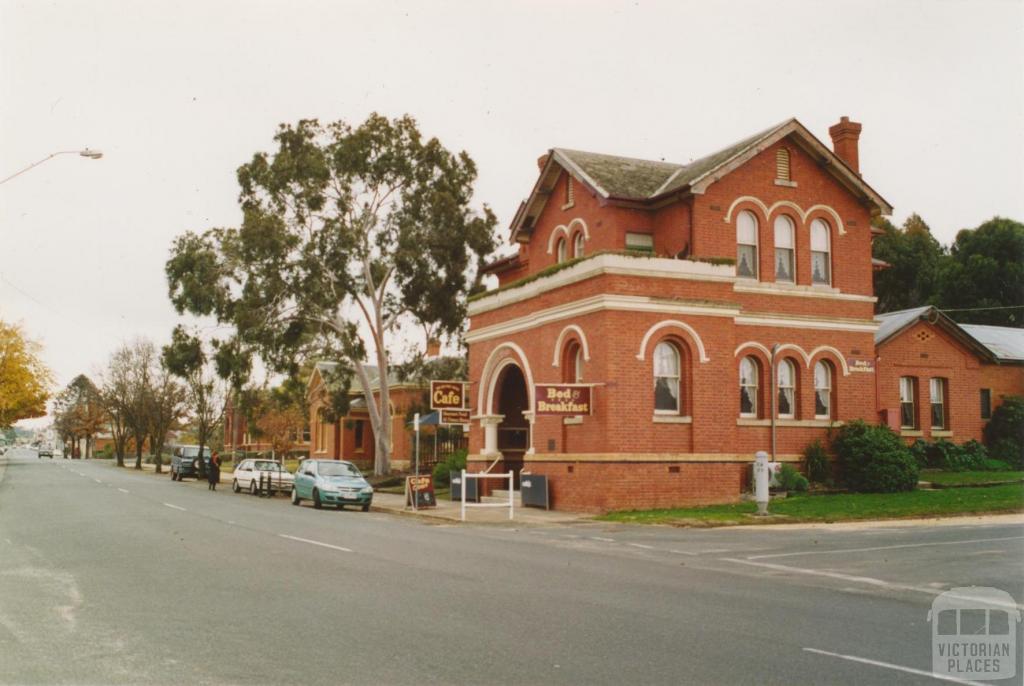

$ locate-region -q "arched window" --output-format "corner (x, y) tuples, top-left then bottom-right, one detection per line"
(564, 341), (583, 383)
(777, 359), (796, 418)
(774, 216), (795, 283)
(811, 219), (831, 285)
(653, 342), (681, 414)
(776, 148), (791, 182)
(573, 231), (585, 259)
(556, 237), (567, 263)
(736, 211), (759, 279)
(739, 356), (759, 417)
(814, 360), (834, 419)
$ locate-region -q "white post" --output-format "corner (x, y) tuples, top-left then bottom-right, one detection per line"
(460, 468), (467, 522)
(508, 472), (514, 520)
(413, 413), (420, 512)
(477, 415), (503, 457)
(523, 410), (536, 455)
(754, 450), (770, 516)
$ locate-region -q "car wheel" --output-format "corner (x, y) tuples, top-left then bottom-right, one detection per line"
(361, 504), (370, 512)
(291, 488), (300, 506)
(336, 503), (344, 510)
(249, 481), (258, 496)
(232, 480), (240, 493)
(313, 489), (322, 509)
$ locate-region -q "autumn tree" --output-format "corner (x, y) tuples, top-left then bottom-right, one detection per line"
(166, 114), (496, 474)
(0, 320), (52, 428)
(52, 375), (106, 458)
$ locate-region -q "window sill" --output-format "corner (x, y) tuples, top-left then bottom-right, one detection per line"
(653, 415), (692, 424)
(736, 418), (842, 428)
(563, 416), (584, 425)
(900, 429), (923, 437)
(931, 430), (953, 438)
(774, 179), (798, 188)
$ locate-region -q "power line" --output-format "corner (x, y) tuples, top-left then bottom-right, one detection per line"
(938, 304), (1024, 313)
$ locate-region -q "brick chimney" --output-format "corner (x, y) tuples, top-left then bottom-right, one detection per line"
(537, 153), (549, 171)
(828, 116), (862, 174)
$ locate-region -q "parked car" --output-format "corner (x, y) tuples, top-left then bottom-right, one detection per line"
(231, 459), (294, 495)
(292, 459), (373, 511)
(170, 445), (212, 481)
(38, 446), (53, 459)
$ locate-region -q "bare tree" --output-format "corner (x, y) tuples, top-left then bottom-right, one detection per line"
(147, 364), (187, 474)
(122, 340), (156, 470)
(97, 346), (134, 467)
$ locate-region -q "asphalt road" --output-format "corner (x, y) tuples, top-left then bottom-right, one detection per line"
(1, 447), (1022, 685)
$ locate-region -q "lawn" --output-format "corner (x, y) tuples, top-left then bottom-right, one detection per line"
(598, 483), (1024, 526)
(920, 469), (1023, 486)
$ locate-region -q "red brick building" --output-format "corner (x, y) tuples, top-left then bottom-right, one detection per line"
(467, 117), (895, 512)
(875, 306), (1024, 443)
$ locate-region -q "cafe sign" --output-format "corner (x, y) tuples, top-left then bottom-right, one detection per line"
(430, 380), (467, 410)
(535, 384), (593, 416)
(440, 409), (471, 426)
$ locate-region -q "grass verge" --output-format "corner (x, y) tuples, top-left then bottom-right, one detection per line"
(598, 483), (1024, 526)
(920, 469), (1024, 487)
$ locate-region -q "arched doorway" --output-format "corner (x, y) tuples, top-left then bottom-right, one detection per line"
(495, 363), (529, 488)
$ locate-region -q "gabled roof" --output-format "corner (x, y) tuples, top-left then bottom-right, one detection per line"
(874, 306), (1017, 363)
(961, 324), (1024, 363)
(511, 118), (893, 243)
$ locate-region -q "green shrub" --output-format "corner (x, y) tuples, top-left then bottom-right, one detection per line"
(832, 420), (918, 493)
(909, 439), (930, 468)
(984, 396), (1024, 468)
(980, 458), (1013, 472)
(803, 440), (831, 484)
(432, 448), (468, 487)
(777, 464), (809, 492)
(94, 444), (115, 459)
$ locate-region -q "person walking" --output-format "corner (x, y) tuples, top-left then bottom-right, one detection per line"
(208, 451), (221, 491)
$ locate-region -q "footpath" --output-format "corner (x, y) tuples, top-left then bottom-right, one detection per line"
(94, 458), (593, 526)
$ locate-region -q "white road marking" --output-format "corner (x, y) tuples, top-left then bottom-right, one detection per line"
(278, 534), (352, 553)
(117, 488), (129, 494)
(627, 543), (655, 550)
(723, 558), (1024, 610)
(802, 647), (989, 686)
(748, 535), (1024, 560)
(669, 549), (698, 556)
(163, 503), (187, 512)
(93, 479), (102, 484)
(590, 536), (615, 542)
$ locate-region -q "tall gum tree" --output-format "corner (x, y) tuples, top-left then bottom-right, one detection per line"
(167, 114), (495, 474)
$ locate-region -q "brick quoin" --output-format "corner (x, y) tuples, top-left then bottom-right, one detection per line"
(462, 117), (1021, 514)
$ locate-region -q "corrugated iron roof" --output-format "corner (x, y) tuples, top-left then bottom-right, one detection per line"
(961, 324), (1024, 362)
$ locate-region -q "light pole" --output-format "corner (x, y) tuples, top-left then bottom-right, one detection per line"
(0, 149), (103, 186)
(770, 343), (780, 463)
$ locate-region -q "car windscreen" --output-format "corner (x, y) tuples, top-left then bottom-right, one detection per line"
(182, 447), (212, 458)
(254, 461), (283, 472)
(317, 462), (361, 478)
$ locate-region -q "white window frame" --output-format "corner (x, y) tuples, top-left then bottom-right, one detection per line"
(736, 210), (759, 279)
(573, 345), (584, 383)
(556, 237), (568, 263)
(739, 356), (759, 418)
(811, 218), (832, 286)
(930, 378), (947, 430)
(777, 359), (796, 419)
(814, 360), (833, 419)
(573, 231), (585, 259)
(653, 342), (681, 415)
(900, 376), (917, 429)
(774, 215), (796, 283)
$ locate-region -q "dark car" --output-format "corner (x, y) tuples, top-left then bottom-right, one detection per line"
(170, 445), (212, 481)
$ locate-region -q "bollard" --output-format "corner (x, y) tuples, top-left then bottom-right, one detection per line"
(754, 450), (770, 516)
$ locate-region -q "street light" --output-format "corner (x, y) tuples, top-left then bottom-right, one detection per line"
(0, 148), (104, 186)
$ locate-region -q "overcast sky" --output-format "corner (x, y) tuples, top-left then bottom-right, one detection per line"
(2, 0), (1022, 428)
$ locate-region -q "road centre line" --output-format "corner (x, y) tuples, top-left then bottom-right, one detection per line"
(163, 503), (187, 511)
(590, 536), (615, 542)
(802, 648), (989, 686)
(117, 488), (129, 494)
(278, 534), (352, 553)
(723, 558), (1024, 610)
(93, 479), (102, 484)
(627, 543), (655, 550)
(748, 536), (1024, 560)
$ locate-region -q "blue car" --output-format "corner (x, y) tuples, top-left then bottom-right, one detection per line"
(291, 459), (373, 511)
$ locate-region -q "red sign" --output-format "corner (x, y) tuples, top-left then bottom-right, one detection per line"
(405, 475), (436, 508)
(440, 409), (471, 425)
(535, 384), (593, 416)
(430, 380), (467, 410)
(847, 358), (875, 373)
